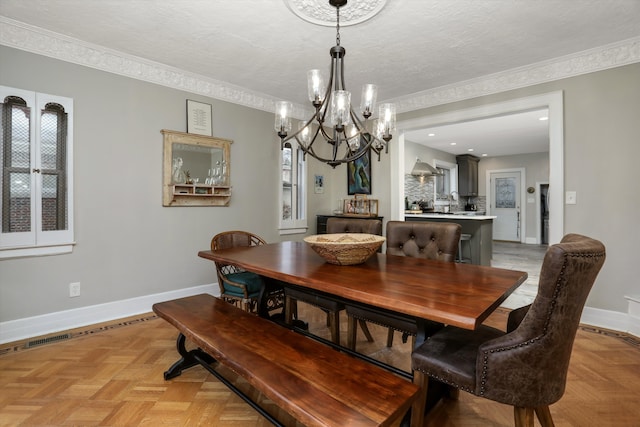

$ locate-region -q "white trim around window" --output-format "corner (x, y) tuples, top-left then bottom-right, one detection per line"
(0, 85), (74, 259)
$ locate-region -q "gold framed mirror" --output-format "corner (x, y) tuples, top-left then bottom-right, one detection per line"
(162, 129), (232, 206)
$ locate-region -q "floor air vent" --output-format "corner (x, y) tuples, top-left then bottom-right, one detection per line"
(26, 333), (71, 348)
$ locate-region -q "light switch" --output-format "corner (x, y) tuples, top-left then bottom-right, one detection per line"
(565, 191), (577, 204)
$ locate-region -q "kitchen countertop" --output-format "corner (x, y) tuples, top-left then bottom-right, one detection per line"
(404, 212), (497, 220)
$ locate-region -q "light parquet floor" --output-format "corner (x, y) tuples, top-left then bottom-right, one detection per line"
(2, 242), (639, 426)
(1, 306), (639, 426)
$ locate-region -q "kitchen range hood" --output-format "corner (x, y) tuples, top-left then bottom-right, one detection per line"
(410, 158), (442, 177)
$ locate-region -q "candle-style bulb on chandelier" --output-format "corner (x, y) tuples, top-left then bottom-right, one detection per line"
(274, 0), (396, 168)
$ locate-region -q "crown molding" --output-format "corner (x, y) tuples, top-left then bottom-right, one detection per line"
(0, 17), (286, 115)
(2, 17), (639, 116)
(389, 36), (640, 113)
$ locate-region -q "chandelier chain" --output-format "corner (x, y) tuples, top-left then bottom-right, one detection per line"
(335, 5), (341, 46)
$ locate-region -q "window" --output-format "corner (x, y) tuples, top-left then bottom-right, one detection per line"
(433, 159), (457, 206)
(279, 142), (307, 234)
(1, 86), (74, 258)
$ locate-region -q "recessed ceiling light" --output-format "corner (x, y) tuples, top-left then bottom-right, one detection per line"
(482, 153), (488, 157)
(428, 133), (435, 137)
(539, 116), (549, 121)
(467, 148), (474, 152)
(450, 142), (456, 146)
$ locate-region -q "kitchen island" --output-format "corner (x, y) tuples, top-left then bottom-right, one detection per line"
(404, 212), (496, 266)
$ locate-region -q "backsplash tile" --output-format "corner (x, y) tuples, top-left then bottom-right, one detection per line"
(404, 174), (486, 212)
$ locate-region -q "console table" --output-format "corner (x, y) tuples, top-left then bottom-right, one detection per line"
(316, 214), (384, 234)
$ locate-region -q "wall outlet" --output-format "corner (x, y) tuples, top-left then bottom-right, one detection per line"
(69, 282), (81, 297)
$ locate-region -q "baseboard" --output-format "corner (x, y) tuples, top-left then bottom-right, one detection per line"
(581, 306), (633, 336)
(0, 284), (219, 344)
(625, 295), (640, 338)
(2, 285), (636, 344)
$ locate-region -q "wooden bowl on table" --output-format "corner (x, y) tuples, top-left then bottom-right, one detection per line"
(304, 233), (386, 265)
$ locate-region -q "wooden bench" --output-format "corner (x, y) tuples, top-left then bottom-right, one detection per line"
(153, 293), (419, 427)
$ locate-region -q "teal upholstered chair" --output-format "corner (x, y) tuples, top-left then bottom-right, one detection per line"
(211, 230), (268, 313)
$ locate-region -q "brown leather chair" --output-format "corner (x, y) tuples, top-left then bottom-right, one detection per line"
(211, 230), (283, 314)
(346, 220), (461, 350)
(410, 233), (606, 427)
(284, 218), (382, 344)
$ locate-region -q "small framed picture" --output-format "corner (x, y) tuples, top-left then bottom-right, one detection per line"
(186, 99), (212, 136)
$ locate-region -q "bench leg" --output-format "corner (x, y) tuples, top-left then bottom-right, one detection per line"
(163, 334), (284, 427)
(164, 333), (214, 380)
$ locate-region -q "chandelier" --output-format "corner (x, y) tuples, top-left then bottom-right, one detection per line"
(274, 0), (396, 168)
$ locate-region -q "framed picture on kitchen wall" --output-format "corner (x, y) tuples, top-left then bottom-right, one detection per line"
(347, 150), (371, 195)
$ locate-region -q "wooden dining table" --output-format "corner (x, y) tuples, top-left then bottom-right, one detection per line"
(198, 241), (527, 344)
(199, 240), (528, 420)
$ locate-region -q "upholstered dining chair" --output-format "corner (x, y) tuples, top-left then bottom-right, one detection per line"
(284, 217), (382, 345)
(346, 220), (461, 350)
(410, 233), (606, 427)
(325, 217), (383, 237)
(211, 230), (283, 314)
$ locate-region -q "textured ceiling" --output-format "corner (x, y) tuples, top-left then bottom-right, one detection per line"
(2, 0), (639, 156)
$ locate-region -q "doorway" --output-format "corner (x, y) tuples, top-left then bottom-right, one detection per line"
(539, 183), (550, 245)
(394, 91), (564, 244)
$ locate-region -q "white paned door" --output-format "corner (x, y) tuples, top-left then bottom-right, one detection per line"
(491, 171), (521, 241)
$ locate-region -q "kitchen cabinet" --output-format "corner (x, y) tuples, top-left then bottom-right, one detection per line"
(457, 154), (480, 196)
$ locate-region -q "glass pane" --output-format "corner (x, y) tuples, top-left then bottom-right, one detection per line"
(2, 101), (31, 233)
(495, 177), (516, 208)
(435, 168), (450, 200)
(10, 105), (30, 167)
(40, 104), (68, 232)
(296, 148), (305, 220)
(40, 110), (59, 169)
(282, 147), (293, 220)
(4, 172), (31, 232)
(42, 173), (67, 231)
(282, 187), (292, 220)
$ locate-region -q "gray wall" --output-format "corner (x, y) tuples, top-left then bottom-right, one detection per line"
(0, 46), (288, 321)
(1, 45), (639, 324)
(394, 62), (640, 314)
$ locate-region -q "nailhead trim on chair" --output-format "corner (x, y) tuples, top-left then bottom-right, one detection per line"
(478, 257), (566, 396)
(415, 250), (607, 398)
(414, 371), (474, 394)
(478, 251), (606, 396)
